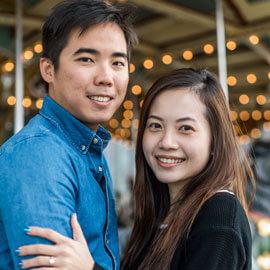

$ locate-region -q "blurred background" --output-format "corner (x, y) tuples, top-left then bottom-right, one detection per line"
(0, 0), (269, 268)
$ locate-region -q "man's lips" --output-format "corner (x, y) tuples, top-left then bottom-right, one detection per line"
(87, 95), (113, 103)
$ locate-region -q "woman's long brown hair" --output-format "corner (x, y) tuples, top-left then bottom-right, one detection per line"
(121, 68), (255, 270)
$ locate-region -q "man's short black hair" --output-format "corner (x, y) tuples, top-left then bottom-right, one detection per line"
(42, 0), (138, 70)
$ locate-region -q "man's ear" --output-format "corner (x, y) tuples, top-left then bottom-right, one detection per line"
(40, 57), (54, 84)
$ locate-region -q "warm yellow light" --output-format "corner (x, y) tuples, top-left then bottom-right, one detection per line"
(132, 85), (142, 95)
(23, 49), (34, 60)
(36, 98), (43, 109)
(226, 40), (237, 51)
(230, 110), (238, 121)
(256, 253), (270, 270)
(22, 97), (32, 108)
(249, 35), (259, 45)
(34, 43), (43, 54)
(129, 63), (135, 73)
(109, 119), (119, 129)
(121, 119), (131, 128)
(252, 110), (262, 121)
(227, 76), (237, 86)
(139, 100), (144, 108)
(132, 119), (139, 129)
(203, 44), (214, 54)
(7, 96), (16, 106)
(264, 110), (270, 121)
(143, 59), (154, 69)
(239, 111), (250, 121)
(123, 100), (133, 110)
(117, 0), (126, 2)
(162, 54), (173, 65)
(257, 218), (270, 237)
(263, 122), (270, 131)
(234, 124), (240, 135)
(251, 128), (261, 139)
(3, 61), (15, 72)
(239, 94), (249, 105)
(256, 95), (266, 105)
(247, 73), (257, 84)
(123, 110), (133, 120)
(182, 50), (193, 60)
(268, 72), (270, 80)
(238, 135), (250, 145)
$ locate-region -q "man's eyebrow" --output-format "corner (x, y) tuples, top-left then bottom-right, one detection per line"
(112, 52), (128, 60)
(73, 48), (99, 56)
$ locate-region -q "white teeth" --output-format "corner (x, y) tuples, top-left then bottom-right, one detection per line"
(90, 96), (110, 102)
(157, 157), (182, 164)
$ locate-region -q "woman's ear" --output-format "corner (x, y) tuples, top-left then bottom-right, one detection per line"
(40, 57), (54, 84)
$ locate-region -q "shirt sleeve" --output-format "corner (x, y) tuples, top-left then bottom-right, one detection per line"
(176, 227), (248, 270)
(0, 137), (78, 268)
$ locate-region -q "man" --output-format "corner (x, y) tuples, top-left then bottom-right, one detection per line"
(0, 0), (137, 269)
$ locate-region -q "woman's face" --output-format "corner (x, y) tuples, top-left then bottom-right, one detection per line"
(142, 88), (212, 200)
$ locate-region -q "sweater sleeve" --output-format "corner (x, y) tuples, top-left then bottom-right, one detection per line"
(173, 227), (248, 270)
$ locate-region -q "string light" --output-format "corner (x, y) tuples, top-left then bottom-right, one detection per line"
(3, 61), (15, 72)
(132, 119), (139, 129)
(268, 72), (270, 80)
(239, 94), (249, 105)
(264, 111), (270, 121)
(240, 111), (250, 121)
(36, 98), (44, 109)
(203, 44), (214, 54)
(238, 135), (250, 145)
(123, 110), (133, 120)
(227, 76), (237, 86)
(123, 100), (133, 110)
(263, 122), (270, 131)
(247, 73), (257, 84)
(22, 97), (32, 108)
(129, 63), (135, 73)
(226, 40), (237, 51)
(23, 49), (34, 60)
(230, 111), (238, 121)
(162, 54), (173, 65)
(34, 43), (43, 54)
(252, 110), (262, 121)
(121, 119), (131, 128)
(109, 119), (119, 129)
(132, 85), (142, 95)
(256, 95), (266, 105)
(7, 96), (16, 106)
(139, 100), (144, 108)
(143, 59), (154, 69)
(251, 128), (261, 139)
(182, 50), (193, 60)
(249, 35), (259, 45)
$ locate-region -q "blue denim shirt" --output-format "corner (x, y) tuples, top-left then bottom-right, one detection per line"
(0, 96), (119, 269)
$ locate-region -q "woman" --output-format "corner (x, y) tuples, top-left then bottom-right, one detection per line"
(17, 68), (254, 269)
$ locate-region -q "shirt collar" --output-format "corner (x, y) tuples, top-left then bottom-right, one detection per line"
(40, 96), (111, 153)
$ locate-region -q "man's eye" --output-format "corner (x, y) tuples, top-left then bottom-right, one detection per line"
(79, 57), (93, 63)
(113, 61), (125, 67)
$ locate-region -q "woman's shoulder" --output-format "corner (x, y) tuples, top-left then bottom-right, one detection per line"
(191, 192), (250, 235)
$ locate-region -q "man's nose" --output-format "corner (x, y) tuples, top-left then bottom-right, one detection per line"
(94, 64), (113, 87)
(158, 131), (179, 150)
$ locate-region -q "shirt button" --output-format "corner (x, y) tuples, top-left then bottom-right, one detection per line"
(93, 138), (98, 144)
(98, 166), (103, 172)
(81, 145), (86, 151)
(106, 240), (110, 244)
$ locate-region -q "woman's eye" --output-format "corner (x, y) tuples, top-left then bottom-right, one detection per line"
(149, 123), (161, 129)
(180, 125), (193, 132)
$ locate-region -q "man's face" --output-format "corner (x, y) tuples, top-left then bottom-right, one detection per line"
(46, 23), (129, 131)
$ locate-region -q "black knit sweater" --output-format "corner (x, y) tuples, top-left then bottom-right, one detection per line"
(132, 192), (252, 270)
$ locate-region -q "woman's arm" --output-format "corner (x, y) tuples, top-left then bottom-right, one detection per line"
(17, 214), (97, 269)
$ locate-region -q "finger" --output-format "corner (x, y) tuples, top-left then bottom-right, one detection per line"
(71, 213), (87, 244)
(26, 227), (69, 245)
(20, 256), (58, 268)
(18, 244), (59, 257)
